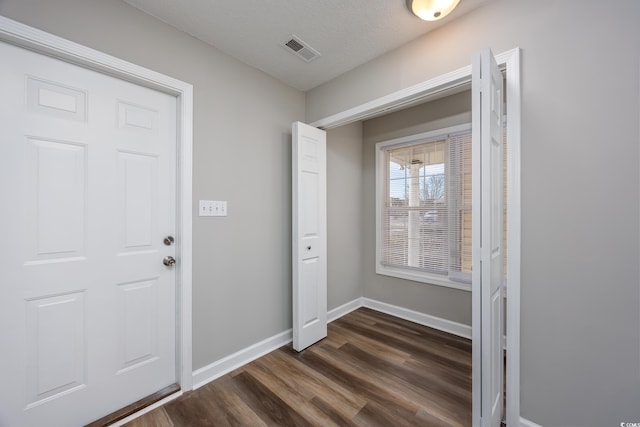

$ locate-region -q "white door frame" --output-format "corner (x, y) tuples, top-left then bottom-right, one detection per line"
(0, 16), (194, 392)
(310, 48), (521, 426)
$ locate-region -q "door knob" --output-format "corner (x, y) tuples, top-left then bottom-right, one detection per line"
(163, 256), (176, 267)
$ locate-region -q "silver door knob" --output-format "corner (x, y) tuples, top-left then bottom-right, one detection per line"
(163, 256), (176, 267)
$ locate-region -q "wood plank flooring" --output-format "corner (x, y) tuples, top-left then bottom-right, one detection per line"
(124, 308), (472, 427)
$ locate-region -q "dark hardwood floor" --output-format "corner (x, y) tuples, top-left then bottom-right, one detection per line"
(124, 308), (472, 427)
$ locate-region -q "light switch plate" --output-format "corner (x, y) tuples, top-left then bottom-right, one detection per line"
(199, 200), (227, 217)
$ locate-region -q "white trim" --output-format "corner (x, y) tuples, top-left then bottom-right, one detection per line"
(330, 297), (473, 339)
(374, 123), (472, 150)
(191, 330), (293, 390)
(0, 16), (194, 391)
(520, 417), (544, 427)
(310, 47), (521, 427)
(310, 50), (515, 130)
(310, 67), (471, 130)
(0, 17), (186, 96)
(505, 47), (522, 427)
(108, 390), (184, 427)
(327, 297), (363, 323)
(375, 266), (472, 291)
(362, 298), (472, 339)
(471, 49), (482, 427)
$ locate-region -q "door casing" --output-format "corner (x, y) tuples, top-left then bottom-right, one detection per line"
(310, 48), (522, 427)
(0, 16), (194, 397)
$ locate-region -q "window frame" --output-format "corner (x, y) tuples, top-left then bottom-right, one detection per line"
(375, 123), (472, 292)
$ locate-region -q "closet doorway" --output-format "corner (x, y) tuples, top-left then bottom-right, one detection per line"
(313, 48), (521, 427)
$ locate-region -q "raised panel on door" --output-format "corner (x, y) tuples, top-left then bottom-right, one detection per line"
(292, 121), (327, 352)
(25, 137), (87, 262)
(117, 151), (158, 251)
(25, 291), (87, 408)
(117, 101), (159, 133)
(300, 168), (321, 260)
(489, 288), (502, 417)
(117, 279), (160, 374)
(301, 258), (320, 327)
(26, 77), (88, 122)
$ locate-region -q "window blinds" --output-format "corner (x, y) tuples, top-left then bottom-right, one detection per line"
(448, 130), (473, 283)
(380, 130), (473, 283)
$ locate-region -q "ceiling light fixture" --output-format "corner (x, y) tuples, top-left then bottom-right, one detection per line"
(406, 0), (461, 21)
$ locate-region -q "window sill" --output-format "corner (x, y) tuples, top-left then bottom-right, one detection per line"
(376, 265), (471, 292)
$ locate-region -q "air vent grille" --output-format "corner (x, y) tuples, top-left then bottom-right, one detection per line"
(281, 35), (321, 63)
(285, 39), (304, 52)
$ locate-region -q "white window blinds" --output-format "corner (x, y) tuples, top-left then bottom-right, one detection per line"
(380, 128), (473, 284)
(448, 130), (473, 283)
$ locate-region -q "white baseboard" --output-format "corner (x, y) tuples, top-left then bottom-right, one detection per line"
(362, 298), (472, 339)
(191, 329), (292, 390)
(191, 297), (471, 391)
(520, 417), (543, 427)
(327, 297), (363, 323)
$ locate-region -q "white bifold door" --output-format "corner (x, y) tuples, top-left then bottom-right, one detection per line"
(292, 122), (327, 352)
(0, 41), (177, 426)
(472, 48), (505, 427)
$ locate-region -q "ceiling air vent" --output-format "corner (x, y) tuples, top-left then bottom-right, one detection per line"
(281, 35), (321, 63)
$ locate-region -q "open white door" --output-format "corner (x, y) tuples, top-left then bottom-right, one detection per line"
(292, 121), (327, 352)
(472, 48), (505, 427)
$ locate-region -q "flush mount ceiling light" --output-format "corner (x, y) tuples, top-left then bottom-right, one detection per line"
(406, 0), (461, 21)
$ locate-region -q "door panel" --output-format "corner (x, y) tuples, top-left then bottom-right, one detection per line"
(25, 291), (87, 409)
(301, 258), (320, 326)
(26, 137), (87, 260)
(0, 40), (177, 426)
(292, 121), (327, 351)
(118, 152), (158, 249)
(485, 48), (504, 427)
(26, 76), (88, 122)
(472, 47), (504, 427)
(117, 279), (160, 373)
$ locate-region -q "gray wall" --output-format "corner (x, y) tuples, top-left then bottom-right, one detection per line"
(326, 122), (365, 310)
(362, 90), (472, 325)
(308, 1), (640, 425)
(0, 0), (306, 370)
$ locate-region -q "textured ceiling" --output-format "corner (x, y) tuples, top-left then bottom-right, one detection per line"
(123, 0), (490, 91)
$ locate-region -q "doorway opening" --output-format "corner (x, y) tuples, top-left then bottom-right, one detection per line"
(314, 48), (521, 426)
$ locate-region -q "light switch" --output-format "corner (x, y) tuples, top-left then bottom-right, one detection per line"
(213, 200), (227, 217)
(199, 200), (227, 217)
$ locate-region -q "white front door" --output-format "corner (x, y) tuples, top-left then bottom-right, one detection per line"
(292, 121), (327, 351)
(472, 48), (505, 427)
(0, 40), (177, 426)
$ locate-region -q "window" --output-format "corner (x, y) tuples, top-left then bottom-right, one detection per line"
(376, 124), (473, 290)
